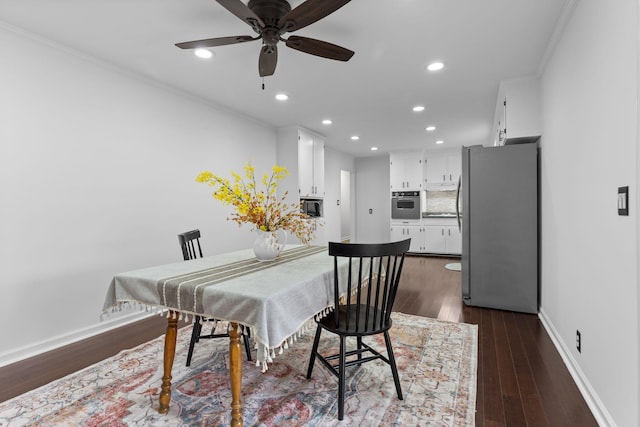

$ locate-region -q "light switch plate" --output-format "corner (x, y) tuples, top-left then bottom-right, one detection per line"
(618, 186), (629, 216)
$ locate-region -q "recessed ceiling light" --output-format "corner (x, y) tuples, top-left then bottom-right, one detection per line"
(275, 93), (289, 101)
(194, 48), (213, 59)
(351, 136), (360, 141)
(435, 140), (444, 144)
(370, 147), (378, 151)
(412, 105), (425, 112)
(427, 61), (444, 71)
(322, 119), (332, 125)
(426, 126), (436, 132)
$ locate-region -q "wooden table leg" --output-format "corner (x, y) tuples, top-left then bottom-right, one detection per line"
(159, 311), (178, 414)
(229, 322), (243, 427)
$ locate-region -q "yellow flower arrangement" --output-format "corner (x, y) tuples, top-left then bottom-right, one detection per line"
(196, 162), (315, 245)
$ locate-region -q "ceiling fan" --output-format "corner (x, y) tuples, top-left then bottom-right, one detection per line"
(175, 0), (355, 77)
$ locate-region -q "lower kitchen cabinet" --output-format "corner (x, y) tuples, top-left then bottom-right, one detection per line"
(309, 219), (327, 246)
(391, 225), (424, 252)
(424, 225), (461, 255)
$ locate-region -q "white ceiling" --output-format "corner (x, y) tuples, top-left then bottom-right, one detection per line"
(0, 0), (568, 157)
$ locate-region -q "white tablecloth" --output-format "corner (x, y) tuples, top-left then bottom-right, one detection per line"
(102, 245), (355, 370)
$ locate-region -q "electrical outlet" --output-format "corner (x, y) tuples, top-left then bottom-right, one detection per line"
(576, 330), (582, 353)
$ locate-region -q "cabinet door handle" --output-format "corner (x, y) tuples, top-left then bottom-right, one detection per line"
(449, 174), (452, 181)
(442, 229), (444, 236)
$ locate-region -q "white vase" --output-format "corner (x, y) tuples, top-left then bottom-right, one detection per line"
(253, 229), (287, 262)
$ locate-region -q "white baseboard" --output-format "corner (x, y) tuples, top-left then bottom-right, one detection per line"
(0, 311), (154, 368)
(538, 308), (615, 427)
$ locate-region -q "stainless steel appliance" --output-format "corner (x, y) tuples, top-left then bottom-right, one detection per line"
(301, 198), (323, 217)
(391, 191), (421, 220)
(460, 142), (538, 313)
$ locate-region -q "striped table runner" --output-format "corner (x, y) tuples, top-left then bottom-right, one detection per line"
(158, 245), (328, 314)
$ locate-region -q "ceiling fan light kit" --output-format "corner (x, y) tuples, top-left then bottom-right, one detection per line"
(175, 0), (355, 77)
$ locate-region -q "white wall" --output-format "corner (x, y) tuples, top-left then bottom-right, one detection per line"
(540, 0), (638, 425)
(354, 156), (391, 243)
(0, 26), (277, 363)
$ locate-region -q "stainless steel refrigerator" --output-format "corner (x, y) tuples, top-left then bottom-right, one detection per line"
(460, 142), (538, 314)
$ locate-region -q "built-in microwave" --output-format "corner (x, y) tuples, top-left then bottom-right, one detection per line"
(301, 198), (323, 217)
(391, 191), (421, 220)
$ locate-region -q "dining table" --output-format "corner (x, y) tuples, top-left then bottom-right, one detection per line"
(102, 244), (356, 427)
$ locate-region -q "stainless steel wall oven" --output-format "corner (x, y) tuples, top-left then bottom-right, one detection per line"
(391, 191), (421, 220)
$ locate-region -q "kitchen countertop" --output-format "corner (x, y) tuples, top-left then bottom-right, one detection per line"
(423, 213), (458, 218)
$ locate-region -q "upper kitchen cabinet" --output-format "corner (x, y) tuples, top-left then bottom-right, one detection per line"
(298, 130), (325, 197)
(390, 151), (423, 190)
(492, 76), (541, 146)
(424, 149), (461, 187)
(277, 126), (325, 199)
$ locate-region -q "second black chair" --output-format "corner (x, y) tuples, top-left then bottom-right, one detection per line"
(306, 238), (411, 420)
(178, 229), (252, 366)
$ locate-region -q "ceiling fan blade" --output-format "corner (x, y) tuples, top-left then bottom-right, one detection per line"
(278, 0), (351, 32)
(175, 35), (256, 49)
(259, 45), (278, 77)
(216, 0), (264, 29)
(285, 35), (354, 61)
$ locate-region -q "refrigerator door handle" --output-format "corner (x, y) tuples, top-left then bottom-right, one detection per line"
(456, 175), (462, 232)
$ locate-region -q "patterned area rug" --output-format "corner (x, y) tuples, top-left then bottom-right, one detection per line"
(0, 313), (477, 426)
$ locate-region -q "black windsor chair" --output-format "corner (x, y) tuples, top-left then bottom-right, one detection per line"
(306, 238), (411, 420)
(178, 229), (252, 366)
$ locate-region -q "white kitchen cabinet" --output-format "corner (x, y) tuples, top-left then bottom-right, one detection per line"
(298, 130), (325, 197)
(277, 127), (325, 200)
(424, 225), (461, 255)
(424, 150), (461, 186)
(391, 224), (424, 252)
(390, 152), (423, 190)
(309, 218), (327, 246)
(491, 76), (541, 146)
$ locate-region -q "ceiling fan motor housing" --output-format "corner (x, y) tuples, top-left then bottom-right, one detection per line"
(248, 0), (292, 28)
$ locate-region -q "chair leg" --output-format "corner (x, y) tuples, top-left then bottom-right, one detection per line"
(306, 325), (322, 379)
(186, 317), (203, 367)
(338, 335), (346, 420)
(356, 336), (363, 363)
(242, 333), (252, 362)
(383, 331), (403, 400)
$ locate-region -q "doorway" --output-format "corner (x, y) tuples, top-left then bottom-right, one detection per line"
(340, 170), (351, 242)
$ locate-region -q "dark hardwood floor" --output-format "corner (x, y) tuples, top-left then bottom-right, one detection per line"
(0, 255), (598, 426)
(395, 255), (598, 427)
